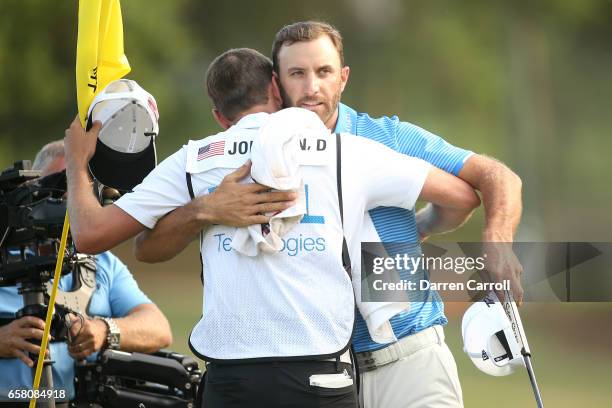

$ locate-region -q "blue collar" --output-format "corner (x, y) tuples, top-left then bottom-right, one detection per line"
(333, 103), (358, 134)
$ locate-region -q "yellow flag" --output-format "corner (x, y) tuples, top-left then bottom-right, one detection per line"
(76, 0), (131, 126)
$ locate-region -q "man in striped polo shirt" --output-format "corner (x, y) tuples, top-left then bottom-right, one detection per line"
(131, 21), (523, 408)
(269, 21), (523, 408)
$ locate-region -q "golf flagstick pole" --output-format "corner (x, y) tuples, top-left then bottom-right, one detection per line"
(502, 289), (544, 408)
(29, 213), (70, 408)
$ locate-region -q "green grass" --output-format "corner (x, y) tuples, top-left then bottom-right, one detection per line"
(445, 310), (612, 407)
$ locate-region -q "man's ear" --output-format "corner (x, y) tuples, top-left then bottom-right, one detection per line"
(270, 76), (282, 108)
(340, 65), (350, 93)
(212, 108), (232, 130)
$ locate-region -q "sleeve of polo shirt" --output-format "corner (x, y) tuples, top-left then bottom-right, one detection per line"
(114, 147), (192, 229)
(97, 252), (152, 317)
(394, 121), (474, 176)
(342, 134), (431, 211)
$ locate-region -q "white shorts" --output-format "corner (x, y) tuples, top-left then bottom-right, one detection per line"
(359, 325), (463, 408)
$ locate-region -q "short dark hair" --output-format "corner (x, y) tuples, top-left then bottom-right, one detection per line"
(272, 21), (344, 73)
(205, 48), (273, 121)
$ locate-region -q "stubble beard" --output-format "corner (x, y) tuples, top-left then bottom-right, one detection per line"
(280, 85), (342, 129)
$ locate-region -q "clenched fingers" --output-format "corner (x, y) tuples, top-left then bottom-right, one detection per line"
(68, 339), (95, 360)
(11, 338), (50, 368)
(17, 326), (46, 341)
(67, 313), (86, 341)
(14, 349), (34, 368)
(17, 316), (46, 331)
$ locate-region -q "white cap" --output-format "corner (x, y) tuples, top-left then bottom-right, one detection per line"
(462, 291), (525, 376)
(87, 79), (159, 191)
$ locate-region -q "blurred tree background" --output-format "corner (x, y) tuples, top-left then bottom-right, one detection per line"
(1, 1), (611, 406)
(1, 0), (610, 240)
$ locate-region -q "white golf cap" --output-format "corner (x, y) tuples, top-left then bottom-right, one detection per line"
(462, 291), (525, 376)
(87, 79), (159, 191)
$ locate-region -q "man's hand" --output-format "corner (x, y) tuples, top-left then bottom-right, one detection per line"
(204, 160), (297, 226)
(66, 315), (107, 360)
(134, 161), (297, 263)
(63, 115), (146, 254)
(482, 237), (524, 305)
(0, 317), (51, 367)
(64, 116), (101, 172)
(67, 305), (171, 357)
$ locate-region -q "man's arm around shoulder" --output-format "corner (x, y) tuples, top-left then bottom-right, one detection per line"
(458, 154), (523, 241)
(134, 162), (297, 263)
(458, 154), (524, 302)
(417, 165), (482, 237)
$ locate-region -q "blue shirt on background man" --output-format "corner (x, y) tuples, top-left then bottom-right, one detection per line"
(0, 251), (151, 401)
(334, 102), (473, 353)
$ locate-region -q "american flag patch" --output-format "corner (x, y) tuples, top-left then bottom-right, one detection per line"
(197, 141), (225, 161)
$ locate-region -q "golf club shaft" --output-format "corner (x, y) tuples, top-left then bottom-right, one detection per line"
(523, 355), (544, 408)
(503, 290), (544, 407)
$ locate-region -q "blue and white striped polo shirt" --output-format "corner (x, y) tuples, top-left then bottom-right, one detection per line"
(334, 103), (473, 353)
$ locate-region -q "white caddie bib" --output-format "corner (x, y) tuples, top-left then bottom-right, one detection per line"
(187, 122), (354, 362)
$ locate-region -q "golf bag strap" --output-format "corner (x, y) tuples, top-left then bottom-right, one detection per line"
(336, 133), (361, 404)
(335, 133), (352, 279)
(186, 171), (195, 200)
(186, 171), (204, 285)
(186, 142), (352, 276)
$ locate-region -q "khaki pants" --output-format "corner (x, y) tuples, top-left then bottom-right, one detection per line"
(359, 326), (463, 408)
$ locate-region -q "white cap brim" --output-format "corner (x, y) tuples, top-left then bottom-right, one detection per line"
(462, 292), (525, 376)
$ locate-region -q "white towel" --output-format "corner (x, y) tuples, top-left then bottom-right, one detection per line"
(362, 303), (409, 344)
(347, 185), (412, 344)
(230, 184), (306, 256)
(231, 109), (318, 256)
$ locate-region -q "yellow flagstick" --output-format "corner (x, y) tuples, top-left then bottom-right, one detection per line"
(29, 213), (70, 408)
(30, 1), (131, 405)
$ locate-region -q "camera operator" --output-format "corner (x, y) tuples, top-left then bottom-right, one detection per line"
(0, 140), (172, 406)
